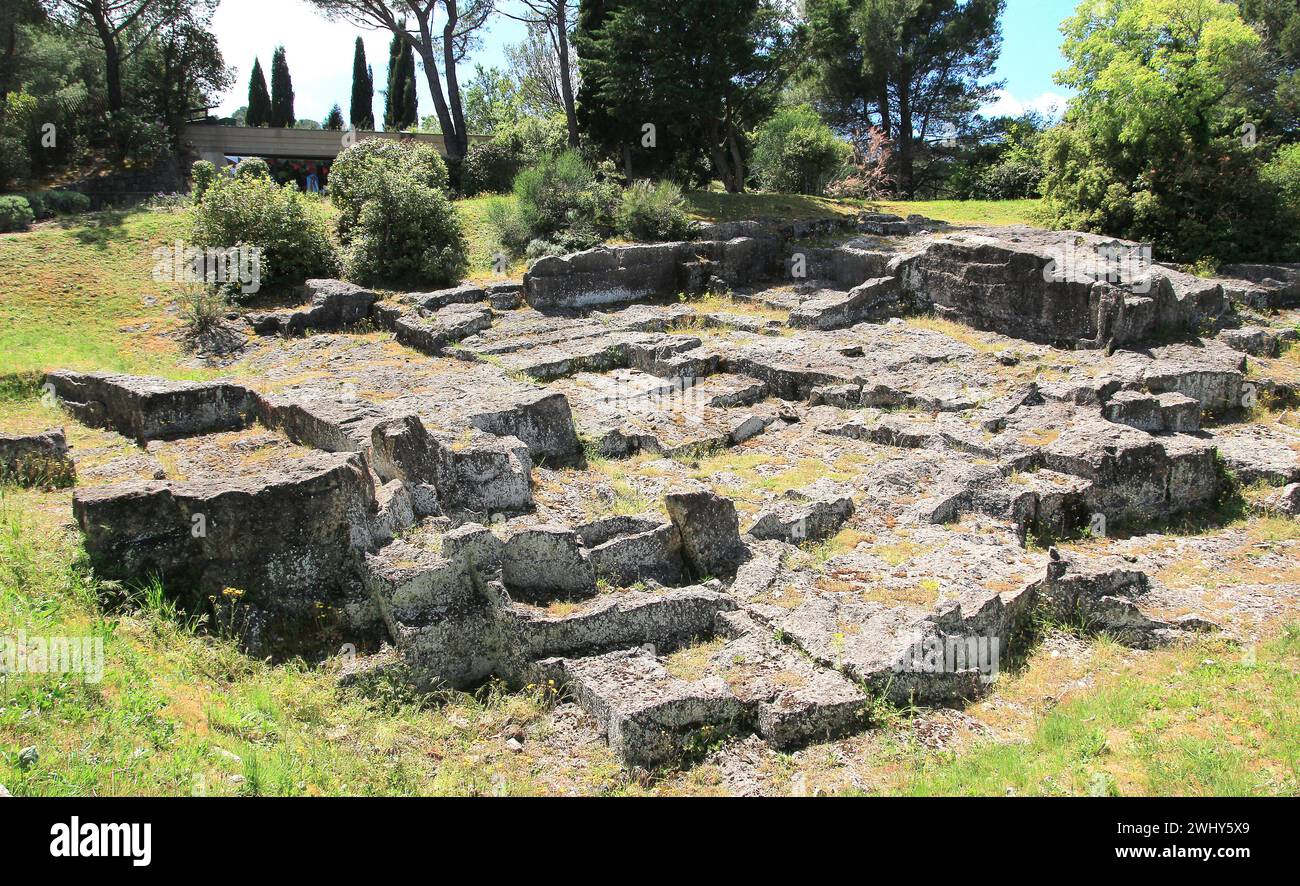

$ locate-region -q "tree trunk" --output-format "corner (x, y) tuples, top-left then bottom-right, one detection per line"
(554, 5), (579, 147)
(442, 1), (468, 159)
(896, 67), (914, 198)
(726, 124), (745, 193)
(91, 6), (124, 114)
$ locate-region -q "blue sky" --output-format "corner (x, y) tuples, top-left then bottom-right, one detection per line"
(211, 0), (1080, 125)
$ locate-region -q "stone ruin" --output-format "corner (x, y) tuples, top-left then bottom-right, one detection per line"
(26, 211), (1300, 769)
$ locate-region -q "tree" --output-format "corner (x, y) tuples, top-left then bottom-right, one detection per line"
(325, 103), (345, 130)
(1040, 0), (1287, 261)
(461, 64), (521, 134)
(498, 0), (580, 146)
(269, 44), (294, 127)
(1240, 0), (1300, 136)
(307, 1), (493, 160)
(134, 0), (231, 147)
(803, 0), (1005, 196)
(246, 57), (270, 126)
(46, 0), (168, 114)
(576, 0), (796, 189)
(383, 27), (417, 130)
(349, 35), (374, 129)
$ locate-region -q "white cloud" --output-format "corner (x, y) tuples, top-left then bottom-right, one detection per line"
(981, 89), (1070, 119)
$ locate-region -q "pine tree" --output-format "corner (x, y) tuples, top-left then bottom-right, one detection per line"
(350, 37), (375, 130)
(246, 58), (270, 127)
(269, 45), (295, 128)
(324, 104), (345, 130)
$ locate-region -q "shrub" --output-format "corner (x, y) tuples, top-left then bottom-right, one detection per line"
(618, 179), (696, 241)
(21, 192), (49, 220)
(1262, 144), (1300, 209)
(191, 160), (218, 201)
(191, 173), (337, 289)
(0, 196), (35, 232)
(461, 139), (519, 196)
(751, 105), (851, 195)
(44, 189), (90, 214)
(235, 157), (270, 180)
(330, 139), (450, 239)
(342, 165), (467, 287)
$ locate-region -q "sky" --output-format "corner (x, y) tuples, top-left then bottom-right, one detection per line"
(210, 0), (1079, 126)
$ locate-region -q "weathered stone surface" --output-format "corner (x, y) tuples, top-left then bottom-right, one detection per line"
(1040, 551), (1176, 647)
(540, 649), (746, 768)
(713, 611), (869, 749)
(525, 243), (698, 311)
(0, 428), (75, 487)
(746, 484), (855, 544)
(1209, 422), (1300, 485)
(73, 449), (375, 656)
(787, 277), (900, 330)
(434, 430), (534, 515)
(502, 525), (595, 600)
(665, 489), (749, 579)
(247, 279), (378, 335)
(511, 587), (733, 660)
(391, 303), (494, 356)
(1268, 483), (1300, 516)
(586, 521), (688, 587)
(45, 371), (256, 443)
(1218, 325), (1297, 358)
(1103, 389), (1201, 433)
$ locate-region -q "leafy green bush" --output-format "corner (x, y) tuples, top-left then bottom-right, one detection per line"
(0, 195), (34, 232)
(342, 164), (467, 287)
(20, 192), (49, 220)
(1262, 144), (1300, 209)
(498, 150), (618, 254)
(235, 157), (270, 180)
(461, 139), (519, 196)
(191, 173), (337, 289)
(618, 179), (696, 241)
(751, 105), (851, 195)
(330, 139), (450, 239)
(45, 189), (90, 214)
(191, 160), (218, 201)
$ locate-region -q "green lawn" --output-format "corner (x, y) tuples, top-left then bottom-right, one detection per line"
(0, 209), (208, 381)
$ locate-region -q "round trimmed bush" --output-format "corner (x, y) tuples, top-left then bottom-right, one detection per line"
(461, 139), (519, 196)
(342, 165), (467, 287)
(330, 139), (451, 239)
(235, 157), (270, 180)
(751, 105), (851, 195)
(0, 196), (35, 232)
(191, 173), (338, 289)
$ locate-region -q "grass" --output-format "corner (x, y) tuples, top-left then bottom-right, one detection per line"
(0, 210), (214, 381)
(683, 190), (1041, 228)
(897, 628), (1300, 796)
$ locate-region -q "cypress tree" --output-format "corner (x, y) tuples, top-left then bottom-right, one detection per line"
(246, 58), (270, 127)
(383, 29), (418, 131)
(383, 31), (402, 130)
(269, 45), (295, 128)
(350, 36), (374, 130)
